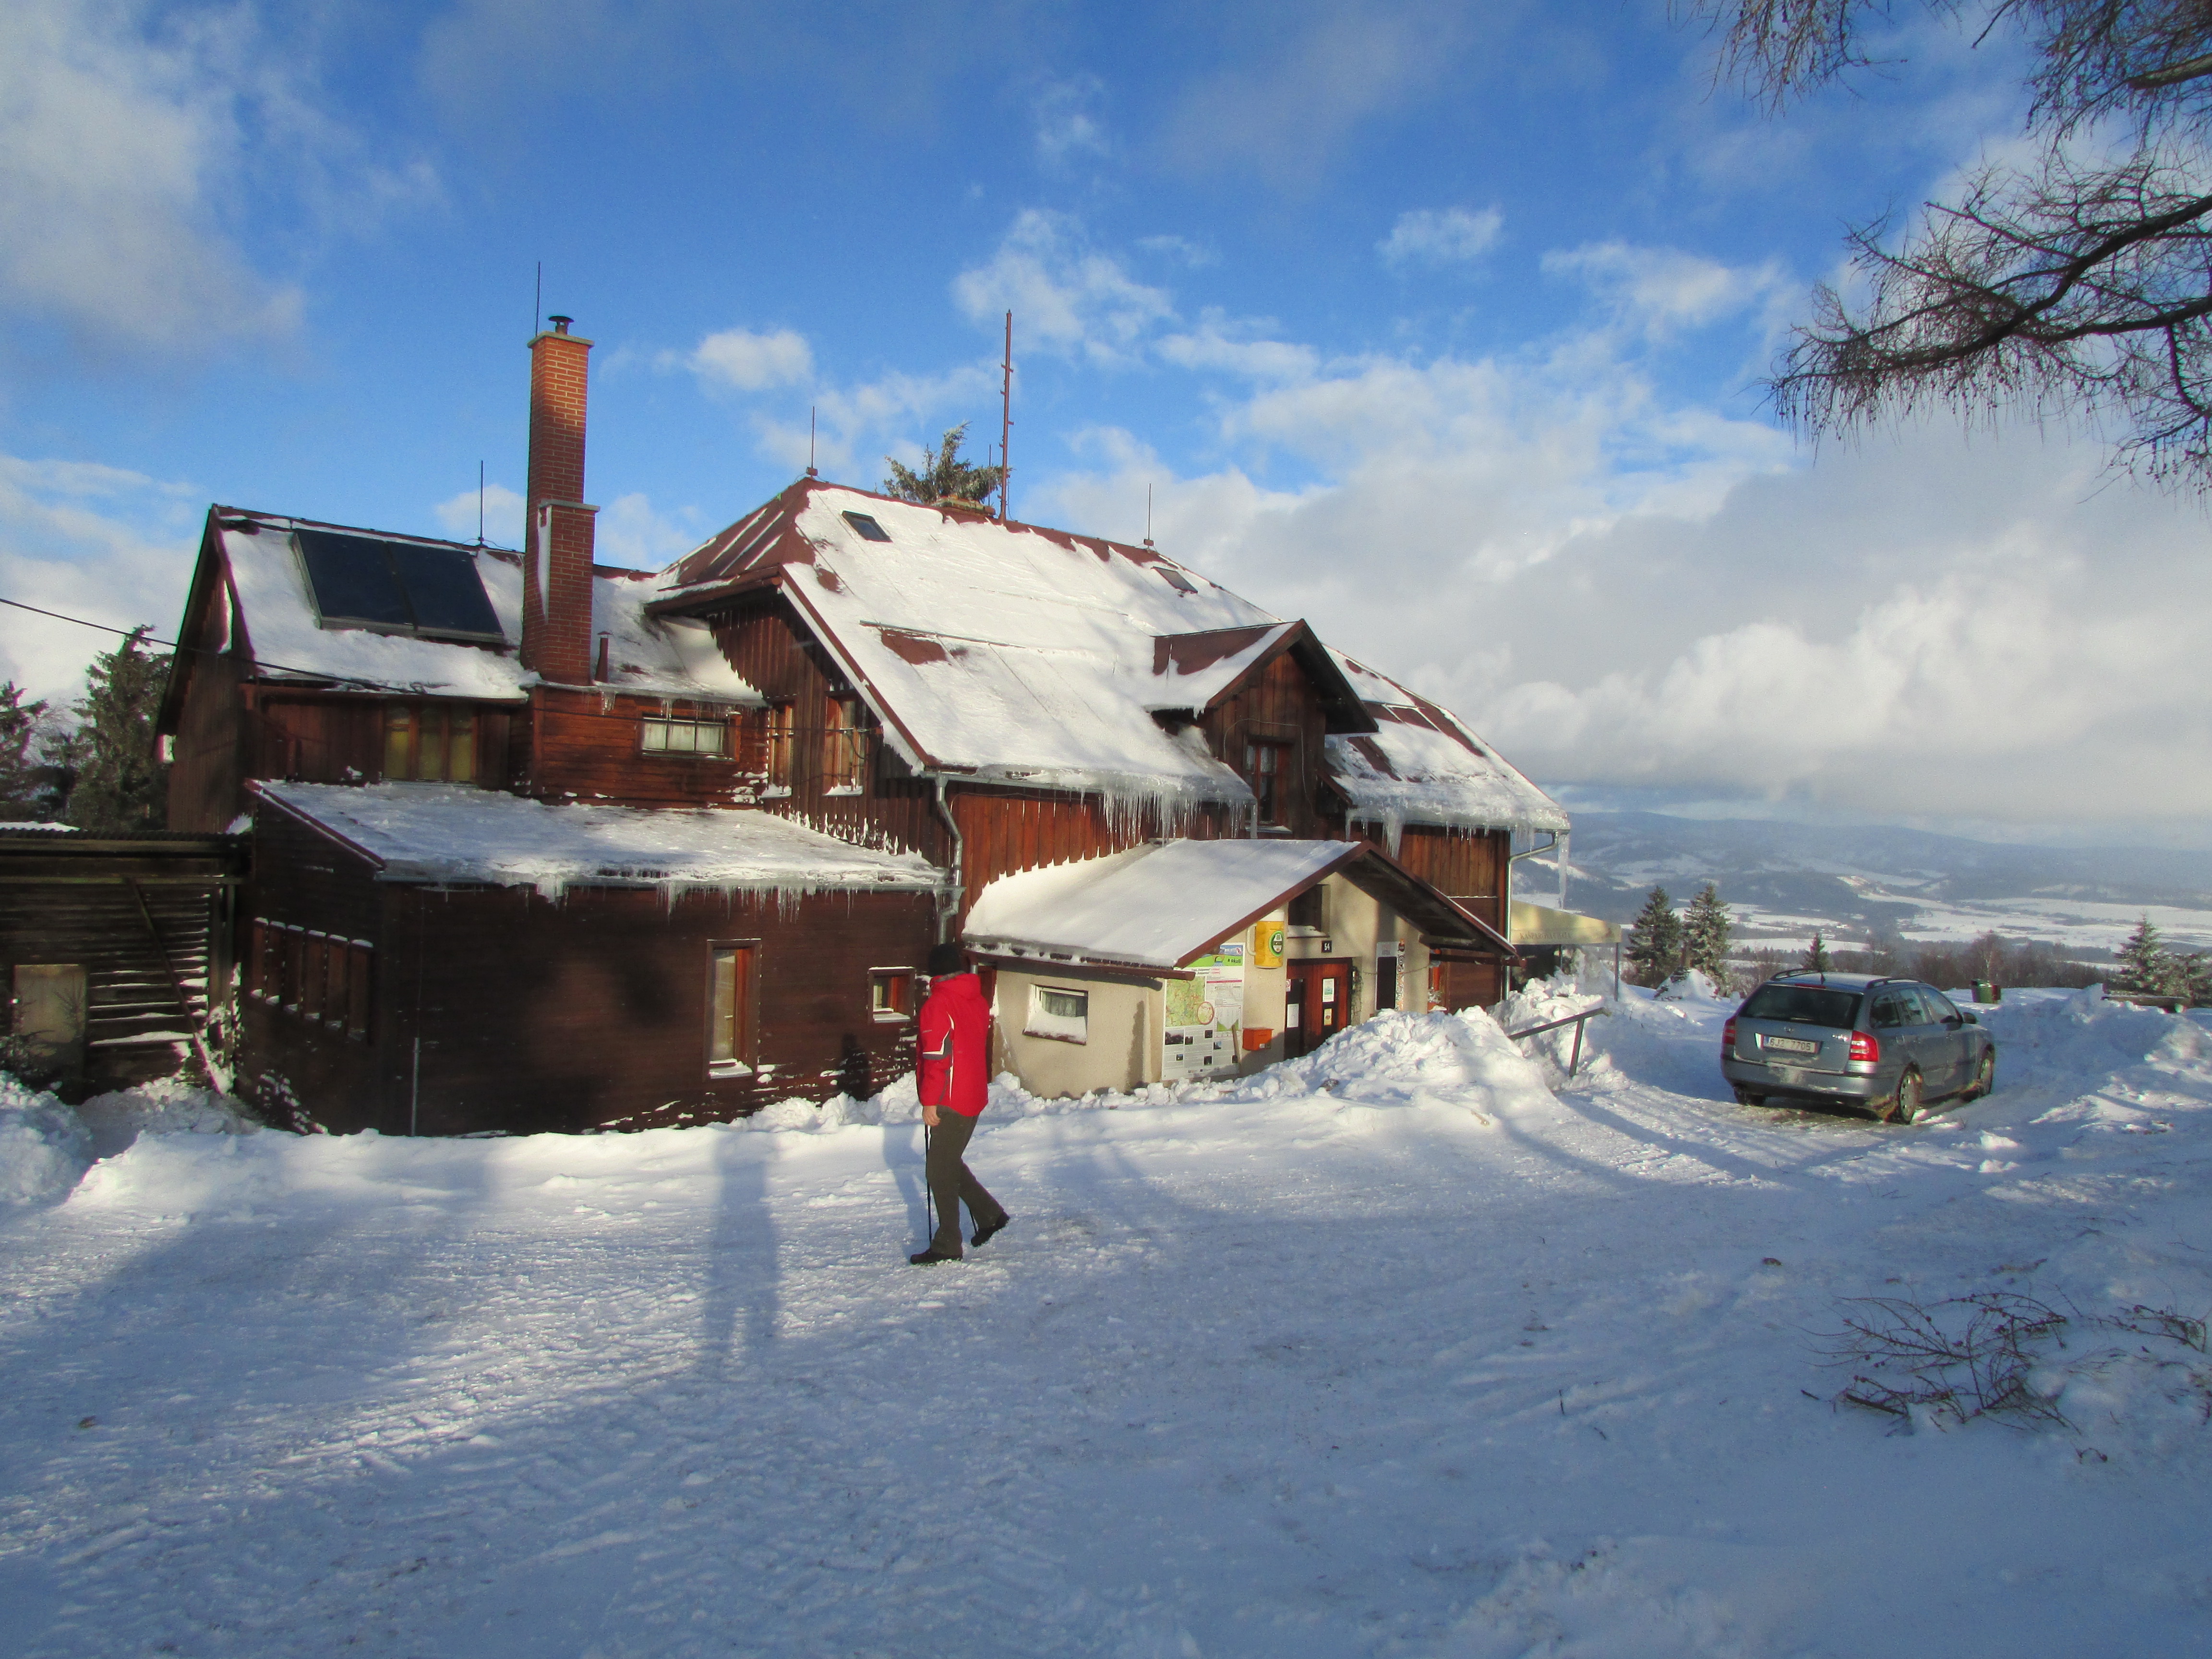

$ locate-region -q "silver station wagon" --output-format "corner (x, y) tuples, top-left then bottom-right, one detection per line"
(1720, 972), (1997, 1123)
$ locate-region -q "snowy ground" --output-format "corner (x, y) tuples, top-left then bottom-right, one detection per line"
(3, 987), (2210, 1658)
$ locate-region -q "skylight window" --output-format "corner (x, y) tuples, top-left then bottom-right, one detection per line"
(1156, 566), (1197, 594)
(294, 529), (505, 644)
(842, 511), (891, 542)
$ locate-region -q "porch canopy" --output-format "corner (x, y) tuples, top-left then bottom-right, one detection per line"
(962, 837), (1514, 975)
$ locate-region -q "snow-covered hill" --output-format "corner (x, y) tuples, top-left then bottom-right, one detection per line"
(3, 991), (2210, 1656)
(1559, 810), (2212, 955)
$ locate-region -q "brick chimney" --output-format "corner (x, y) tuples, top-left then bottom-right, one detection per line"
(523, 315), (598, 685)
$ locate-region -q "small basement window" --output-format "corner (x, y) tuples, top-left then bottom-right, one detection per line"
(870, 968), (914, 1020)
(642, 716), (731, 756)
(842, 511), (892, 542)
(1026, 984), (1089, 1045)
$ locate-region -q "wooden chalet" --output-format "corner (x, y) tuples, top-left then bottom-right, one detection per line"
(152, 313), (1573, 1130)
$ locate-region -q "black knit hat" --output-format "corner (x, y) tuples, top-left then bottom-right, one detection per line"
(926, 942), (967, 976)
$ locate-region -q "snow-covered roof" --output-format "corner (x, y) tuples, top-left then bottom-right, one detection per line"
(213, 510), (760, 705)
(255, 782), (941, 901)
(649, 481), (1554, 832)
(653, 484), (1298, 800)
(962, 839), (1359, 970)
(1326, 651), (1569, 836)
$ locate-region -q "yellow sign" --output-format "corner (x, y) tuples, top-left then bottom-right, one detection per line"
(1252, 921), (1285, 969)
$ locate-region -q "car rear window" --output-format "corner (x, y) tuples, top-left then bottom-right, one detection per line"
(1739, 985), (1864, 1028)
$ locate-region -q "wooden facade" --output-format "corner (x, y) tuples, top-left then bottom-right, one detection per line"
(0, 830), (243, 1095)
(241, 806), (936, 1135)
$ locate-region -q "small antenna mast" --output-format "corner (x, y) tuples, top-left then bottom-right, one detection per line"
(478, 461), (486, 546)
(1144, 482), (1154, 548)
(999, 309), (1014, 522)
(808, 406), (818, 478)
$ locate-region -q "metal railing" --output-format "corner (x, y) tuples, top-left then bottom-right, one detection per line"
(1503, 1002), (1610, 1077)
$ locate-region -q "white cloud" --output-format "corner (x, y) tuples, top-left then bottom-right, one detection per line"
(952, 210), (1175, 365)
(1161, 0), (1477, 182)
(1030, 301), (2212, 830)
(1157, 314), (1318, 382)
(1137, 234), (1219, 268)
(1378, 206), (1503, 268)
(751, 362), (999, 480)
(595, 493), (705, 569)
(0, 453), (200, 704)
(685, 327), (815, 392)
(433, 482), (526, 547)
(1034, 76), (1110, 167)
(1541, 241), (1792, 339)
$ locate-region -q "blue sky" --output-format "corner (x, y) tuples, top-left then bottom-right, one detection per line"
(4, 0), (2210, 841)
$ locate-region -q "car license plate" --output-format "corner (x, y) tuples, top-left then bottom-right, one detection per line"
(1764, 1036), (1818, 1055)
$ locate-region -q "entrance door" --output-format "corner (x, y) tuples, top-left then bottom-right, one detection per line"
(1284, 961), (1351, 1058)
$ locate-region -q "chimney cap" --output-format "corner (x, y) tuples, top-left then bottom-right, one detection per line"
(548, 314), (573, 334)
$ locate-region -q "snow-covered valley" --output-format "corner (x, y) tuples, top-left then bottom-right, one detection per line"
(3, 986), (2209, 1658)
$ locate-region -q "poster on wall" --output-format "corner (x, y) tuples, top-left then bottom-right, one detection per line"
(1162, 940), (1244, 1082)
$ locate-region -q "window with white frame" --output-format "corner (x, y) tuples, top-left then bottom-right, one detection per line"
(1025, 984), (1089, 1044)
(642, 715), (731, 756)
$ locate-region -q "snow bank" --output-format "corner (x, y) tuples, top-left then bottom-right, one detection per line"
(0, 1074), (92, 1207)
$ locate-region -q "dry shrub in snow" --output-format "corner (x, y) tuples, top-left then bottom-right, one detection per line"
(1820, 1292), (2212, 1433)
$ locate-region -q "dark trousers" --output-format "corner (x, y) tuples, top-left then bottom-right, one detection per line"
(926, 1109), (1003, 1255)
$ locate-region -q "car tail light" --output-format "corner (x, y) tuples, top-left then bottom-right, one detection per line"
(1722, 1018), (1736, 1052)
(1849, 1030), (1880, 1064)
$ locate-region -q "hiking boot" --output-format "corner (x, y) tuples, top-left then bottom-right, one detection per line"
(909, 1246), (962, 1265)
(971, 1214), (1010, 1249)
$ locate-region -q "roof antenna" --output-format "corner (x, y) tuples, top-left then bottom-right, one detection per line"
(998, 309), (1014, 522)
(807, 406), (818, 478)
(477, 461), (486, 546)
(1143, 482), (1154, 549)
(533, 262), (542, 336)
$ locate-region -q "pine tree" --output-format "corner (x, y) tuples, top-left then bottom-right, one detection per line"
(0, 682), (47, 821)
(1803, 931), (1832, 973)
(63, 627), (170, 833)
(2178, 952), (2212, 1009)
(2114, 915), (2176, 998)
(1683, 883), (1733, 982)
(882, 423), (1005, 508)
(1627, 887), (1684, 985)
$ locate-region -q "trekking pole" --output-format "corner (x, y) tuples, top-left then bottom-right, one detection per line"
(923, 1118), (936, 1244)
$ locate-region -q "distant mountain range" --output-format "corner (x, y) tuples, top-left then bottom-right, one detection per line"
(1544, 812), (2212, 957)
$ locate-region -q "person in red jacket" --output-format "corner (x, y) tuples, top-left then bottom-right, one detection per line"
(910, 941), (1010, 1265)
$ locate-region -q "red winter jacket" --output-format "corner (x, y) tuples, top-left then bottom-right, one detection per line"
(917, 971), (990, 1117)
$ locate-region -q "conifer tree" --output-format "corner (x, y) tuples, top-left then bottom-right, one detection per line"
(63, 627), (170, 834)
(1803, 931), (1833, 973)
(882, 423), (1005, 507)
(0, 682), (47, 821)
(1683, 883), (1733, 982)
(2114, 915), (2176, 998)
(2179, 952), (2212, 1008)
(1628, 886), (1685, 985)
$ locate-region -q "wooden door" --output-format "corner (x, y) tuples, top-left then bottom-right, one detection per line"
(1284, 961), (1350, 1058)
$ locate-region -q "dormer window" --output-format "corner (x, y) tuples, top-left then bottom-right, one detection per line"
(842, 511), (891, 542)
(1243, 737), (1288, 823)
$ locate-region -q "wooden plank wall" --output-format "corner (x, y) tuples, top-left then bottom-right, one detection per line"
(166, 601), (250, 833)
(1390, 827), (1509, 930)
(948, 787), (1240, 923)
(250, 693), (516, 793)
(1197, 651), (1331, 837)
(706, 601), (947, 858)
(0, 838), (237, 1092)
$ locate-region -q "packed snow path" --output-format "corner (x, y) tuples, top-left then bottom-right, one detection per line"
(3, 989), (2209, 1658)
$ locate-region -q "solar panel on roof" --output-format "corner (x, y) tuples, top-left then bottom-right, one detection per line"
(385, 542), (505, 640)
(842, 511), (891, 541)
(293, 529), (506, 645)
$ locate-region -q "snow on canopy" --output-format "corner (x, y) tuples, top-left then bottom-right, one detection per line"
(215, 511), (760, 705)
(650, 481), (1559, 833)
(256, 781), (940, 901)
(963, 838), (1356, 970)
(1326, 649), (1569, 838)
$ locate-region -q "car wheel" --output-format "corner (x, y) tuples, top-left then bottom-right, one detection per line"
(1732, 1086), (1766, 1106)
(1889, 1069), (1926, 1126)
(1963, 1048), (1996, 1101)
